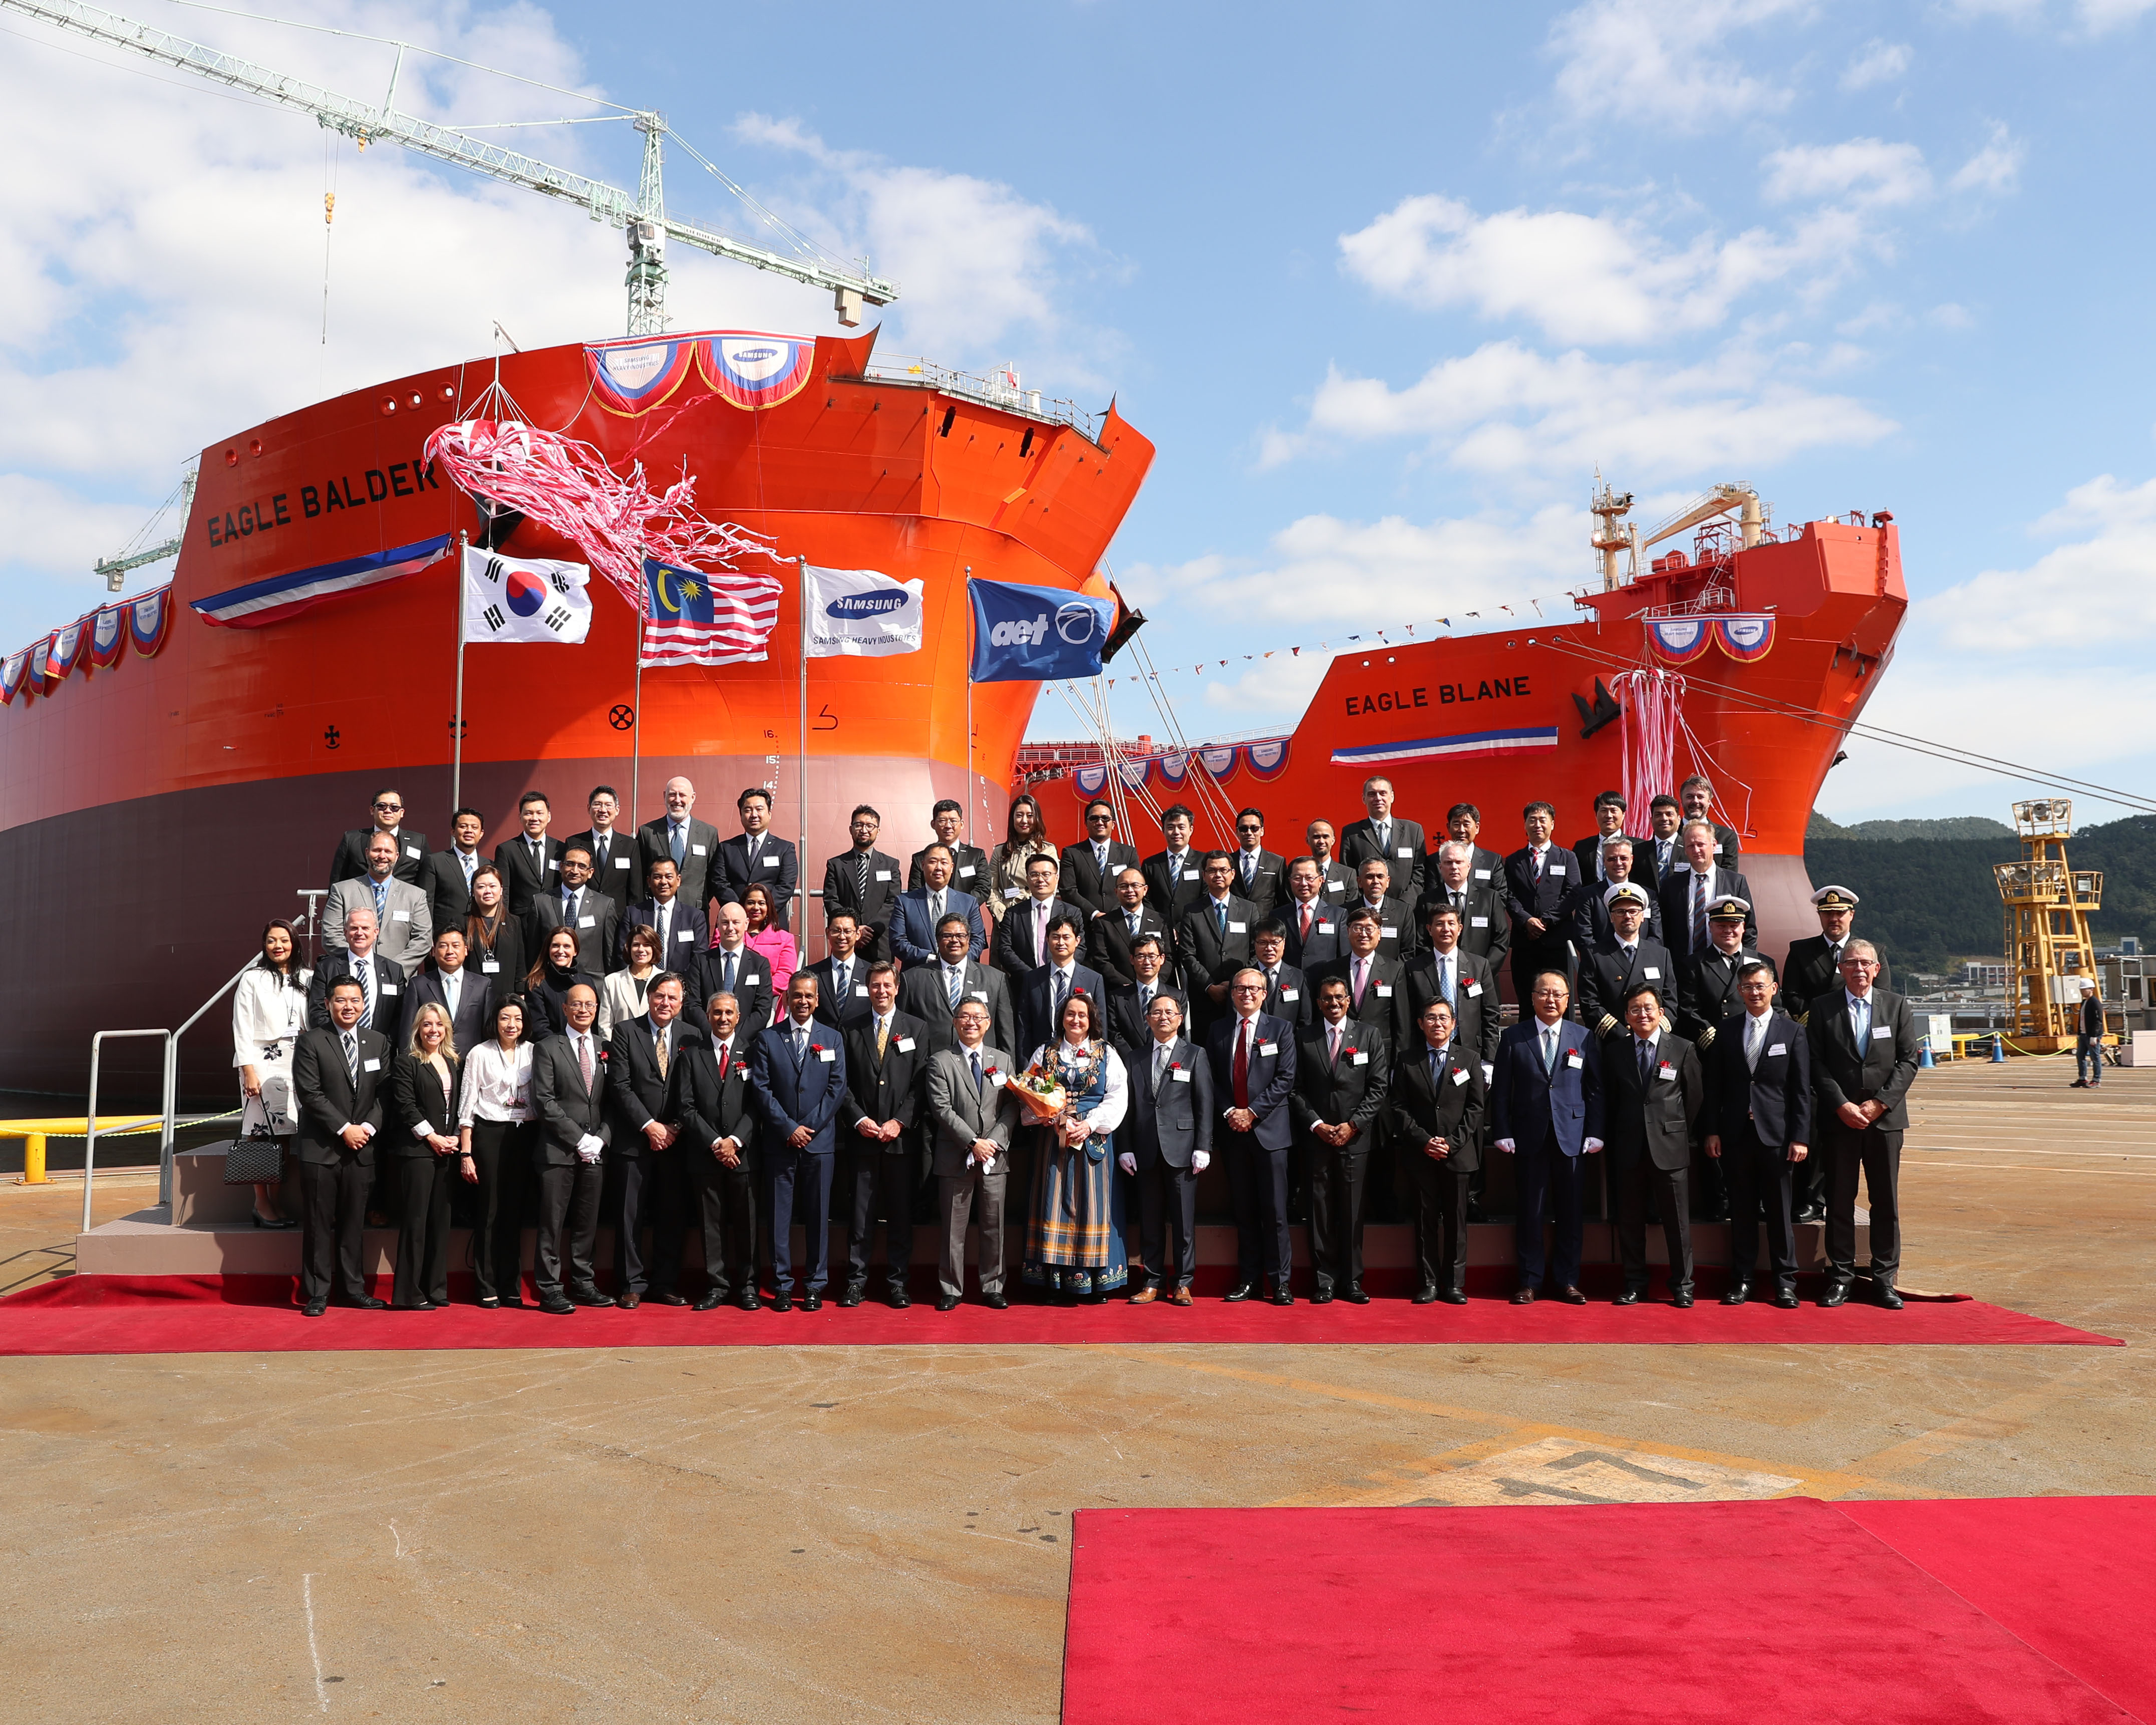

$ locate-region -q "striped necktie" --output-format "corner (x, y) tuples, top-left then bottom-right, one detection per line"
(341, 1030), (358, 1084)
(1692, 875), (1709, 950)
(355, 959), (373, 1028)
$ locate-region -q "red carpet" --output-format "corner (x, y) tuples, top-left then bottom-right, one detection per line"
(0, 1272), (2118, 1354)
(1063, 1497), (2153, 1724)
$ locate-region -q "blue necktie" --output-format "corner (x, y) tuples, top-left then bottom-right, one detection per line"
(1852, 995), (1872, 1050)
(723, 951), (738, 995)
(1438, 956), (1454, 1007)
(671, 822), (686, 867)
(372, 878), (388, 924)
(1213, 903), (1225, 940)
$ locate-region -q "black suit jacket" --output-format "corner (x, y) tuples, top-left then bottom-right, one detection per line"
(822, 848), (904, 955)
(1502, 845), (1576, 944)
(1341, 816), (1428, 899)
(1384, 1042), (1488, 1174)
(1603, 1030), (1704, 1172)
(389, 1052), (462, 1159)
(714, 832), (800, 930)
(1414, 881), (1511, 971)
(1342, 894), (1417, 963)
(1291, 1018), (1392, 1141)
(1226, 848), (1288, 920)
(804, 954), (875, 1032)
(1308, 953), (1410, 1049)
(306, 948), (409, 1032)
(569, 826), (642, 904)
(676, 1035), (762, 1167)
(701, 946), (776, 1036)
(1278, 898), (1349, 972)
(1141, 849), (1206, 923)
(428, 848), (485, 935)
(896, 960), (1016, 1057)
(637, 816), (722, 915)
(839, 1010), (931, 1143)
(1088, 904), (1178, 990)
(493, 834), (564, 918)
(1058, 839), (1142, 920)
(1175, 895), (1260, 1018)
(328, 827), (430, 896)
(606, 1012), (700, 1155)
(1703, 1009), (1811, 1150)
(1106, 983), (1187, 1064)
(907, 841), (990, 896)
(1806, 988), (1921, 1135)
(1402, 948), (1501, 1071)
(1678, 946), (1766, 1045)
(1577, 936), (1678, 1037)
(617, 896), (711, 986)
(1657, 867), (1757, 962)
(1124, 1033), (1211, 1169)
(1254, 963), (1309, 1028)
(996, 895), (1088, 979)
(291, 1025), (391, 1165)
(398, 964), (496, 1056)
(527, 889), (621, 978)
(1017, 964), (1108, 1060)
(1782, 937), (1892, 1021)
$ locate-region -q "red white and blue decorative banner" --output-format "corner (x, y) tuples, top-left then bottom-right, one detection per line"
(1645, 617), (1714, 663)
(1242, 738), (1291, 780)
(1073, 764), (1109, 797)
(130, 586), (174, 656)
(699, 332), (815, 411)
(189, 536), (452, 629)
(0, 644), (30, 704)
(1715, 614), (1775, 661)
(1198, 744), (1239, 782)
(1118, 759), (1148, 789)
(88, 603), (128, 668)
(1331, 725), (1561, 767)
(1155, 751), (1191, 788)
(585, 337), (700, 416)
(18, 635), (54, 698)
(45, 619), (86, 682)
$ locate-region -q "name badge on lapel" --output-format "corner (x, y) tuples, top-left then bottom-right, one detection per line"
(677, 930), (695, 943)
(1380, 926), (1398, 939)
(1871, 1026), (1893, 1041)
(481, 960), (500, 974)
(742, 973), (761, 987)
(613, 855), (632, 870)
(1471, 916), (1489, 928)
(1474, 868), (1492, 881)
(1657, 1062), (1676, 1081)
(393, 911), (411, 923)
(875, 870), (893, 882)
(1228, 921), (1247, 934)
(1643, 966), (1661, 980)
(578, 916), (596, 929)
(1452, 1066), (1471, 1086)
(896, 1037), (916, 1053)
(958, 866), (978, 879)
(1465, 981), (1483, 997)
(989, 1070), (1009, 1088)
(1565, 1051), (1584, 1069)
(816, 1045), (836, 1063)
(1170, 1067), (1191, 1083)
(1280, 987), (1300, 1002)
(853, 984), (870, 998)
(380, 983), (399, 997)
(1259, 1041), (1278, 1056)
(1375, 983), (1393, 998)
(1183, 868), (1201, 881)
(1396, 845), (1413, 858)
(362, 1058), (382, 1072)
(404, 845), (421, 860)
(546, 858), (560, 872)
(1549, 863), (1566, 877)
(1768, 1042), (1786, 1056)
(692, 843), (708, 856)
(1351, 1050), (1369, 1066)
(763, 855), (781, 869)
(1317, 921), (1334, 934)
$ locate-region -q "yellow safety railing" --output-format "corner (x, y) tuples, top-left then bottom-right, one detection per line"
(2, 1116), (163, 1184)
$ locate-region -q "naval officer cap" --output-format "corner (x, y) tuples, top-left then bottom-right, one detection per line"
(1603, 881), (1652, 909)
(1708, 895), (1751, 922)
(1811, 885), (1860, 910)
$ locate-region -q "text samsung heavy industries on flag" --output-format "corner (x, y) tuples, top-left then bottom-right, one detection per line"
(461, 546), (592, 643)
(804, 566), (924, 657)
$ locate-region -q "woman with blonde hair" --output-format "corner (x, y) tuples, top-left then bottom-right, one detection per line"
(985, 793), (1057, 923)
(390, 1002), (462, 1310)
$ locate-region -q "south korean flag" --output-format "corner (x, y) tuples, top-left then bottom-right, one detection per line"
(461, 545), (593, 645)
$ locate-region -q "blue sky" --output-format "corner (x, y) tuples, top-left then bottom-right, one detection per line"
(4, 0), (2154, 822)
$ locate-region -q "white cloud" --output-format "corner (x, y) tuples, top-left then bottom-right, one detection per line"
(1950, 123), (2025, 196)
(1839, 40), (1912, 89)
(1264, 340), (1895, 481)
(1338, 194), (1798, 345)
(2076, 0), (2156, 30)
(1919, 473), (2156, 653)
(1945, 0), (2154, 34)
(1761, 139), (1933, 207)
(1547, 0), (1809, 132)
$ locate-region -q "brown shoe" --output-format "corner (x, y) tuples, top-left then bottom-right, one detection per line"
(1127, 1285), (1159, 1304)
(1168, 1286), (1194, 1307)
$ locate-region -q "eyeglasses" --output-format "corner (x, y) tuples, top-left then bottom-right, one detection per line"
(1087, 814), (1113, 825)
(374, 800), (403, 811)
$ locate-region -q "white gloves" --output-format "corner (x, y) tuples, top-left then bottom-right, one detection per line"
(1192, 1151), (1210, 1173)
(1583, 1136), (1605, 1154)
(1117, 1152), (1137, 1176)
(576, 1133), (604, 1164)
(1495, 1137), (1516, 1154)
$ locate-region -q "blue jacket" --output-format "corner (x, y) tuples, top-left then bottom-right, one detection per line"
(1205, 1010), (1299, 1151)
(1701, 1008), (1811, 1151)
(749, 1018), (849, 1156)
(890, 886), (989, 967)
(1491, 1017), (1604, 1157)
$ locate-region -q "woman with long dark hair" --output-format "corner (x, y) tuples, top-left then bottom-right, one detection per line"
(1020, 989), (1129, 1302)
(741, 881), (796, 994)
(986, 793), (1056, 925)
(462, 863), (524, 996)
(229, 918), (309, 1228)
(456, 996), (536, 1308)
(523, 926), (596, 1041)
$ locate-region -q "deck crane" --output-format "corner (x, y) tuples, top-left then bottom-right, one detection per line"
(2, 0), (900, 336)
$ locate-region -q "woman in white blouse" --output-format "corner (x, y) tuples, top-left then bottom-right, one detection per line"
(598, 924), (661, 1039)
(1019, 989), (1130, 1302)
(456, 997), (537, 1308)
(229, 919), (310, 1228)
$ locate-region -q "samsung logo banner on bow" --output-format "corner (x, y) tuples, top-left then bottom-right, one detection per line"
(967, 578), (1114, 684)
(804, 566), (925, 658)
(461, 546), (592, 645)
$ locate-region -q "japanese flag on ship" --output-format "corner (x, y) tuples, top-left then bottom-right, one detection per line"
(461, 546), (593, 644)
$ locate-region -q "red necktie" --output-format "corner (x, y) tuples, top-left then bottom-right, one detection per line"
(718, 1043), (730, 1081)
(1300, 903), (1313, 939)
(1233, 1018), (1251, 1109)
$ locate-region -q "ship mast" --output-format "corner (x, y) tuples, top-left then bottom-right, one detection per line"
(1590, 471), (1637, 591)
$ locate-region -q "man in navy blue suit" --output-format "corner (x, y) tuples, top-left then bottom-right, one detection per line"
(1016, 914), (1105, 1058)
(1491, 969), (1604, 1303)
(1206, 968), (1300, 1304)
(890, 844), (988, 967)
(1704, 958), (1812, 1308)
(749, 973), (849, 1310)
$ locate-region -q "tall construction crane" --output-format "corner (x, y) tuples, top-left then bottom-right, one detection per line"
(3, 0), (900, 335)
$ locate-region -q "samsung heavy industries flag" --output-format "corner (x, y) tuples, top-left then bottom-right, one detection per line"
(461, 546), (593, 644)
(804, 566), (924, 657)
(967, 578), (1115, 683)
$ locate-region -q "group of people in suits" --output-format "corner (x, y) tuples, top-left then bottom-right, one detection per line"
(239, 771), (1919, 1314)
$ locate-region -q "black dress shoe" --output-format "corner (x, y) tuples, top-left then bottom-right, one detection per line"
(837, 1287), (864, 1309)
(982, 1291), (1008, 1309)
(1344, 1286), (1371, 1305)
(770, 1291), (793, 1312)
(937, 1294), (960, 1312)
(1511, 1287), (1537, 1305)
(539, 1294), (574, 1315)
(888, 1292), (910, 1310)
(1672, 1292), (1694, 1308)
(737, 1293), (761, 1312)
(340, 1295), (389, 1311)
(1223, 1282), (1254, 1302)
(694, 1290), (726, 1312)
(300, 1300), (327, 1318)
(1875, 1285), (1904, 1310)
(1310, 1288), (1334, 1305)
(479, 1295), (501, 1309)
(653, 1292), (687, 1307)
(616, 1292), (641, 1311)
(393, 1300), (436, 1312)
(1413, 1284), (1439, 1305)
(1613, 1289), (1642, 1306)
(1818, 1284), (1849, 1308)
(1271, 1288), (1295, 1306)
(1721, 1285), (1751, 1307)
(801, 1291), (822, 1312)
(569, 1287), (614, 1308)
(1772, 1288), (1800, 1309)
(1558, 1286), (1587, 1305)
(1436, 1289), (1466, 1305)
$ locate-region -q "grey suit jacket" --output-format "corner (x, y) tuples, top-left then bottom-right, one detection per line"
(925, 1042), (1022, 1177)
(530, 1030), (610, 1167)
(324, 876), (433, 968)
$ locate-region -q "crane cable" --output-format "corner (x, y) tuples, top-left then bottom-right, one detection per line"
(319, 132), (338, 345)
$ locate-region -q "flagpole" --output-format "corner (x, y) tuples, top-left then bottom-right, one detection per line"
(451, 529), (468, 819)
(796, 555), (810, 936)
(963, 564), (974, 848)
(630, 601), (645, 827)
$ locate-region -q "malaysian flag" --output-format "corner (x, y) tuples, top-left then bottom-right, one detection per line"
(641, 556), (783, 667)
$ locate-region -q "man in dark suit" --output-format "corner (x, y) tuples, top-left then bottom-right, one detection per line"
(1441, 803), (1507, 892)
(605, 972), (699, 1308)
(1279, 858), (1348, 972)
(1175, 851), (1258, 1037)
(1577, 883), (1676, 1039)
(1089, 866), (1174, 990)
(1491, 970), (1605, 1303)
(1638, 795), (1685, 888)
(1227, 807), (1287, 920)
(1807, 940), (1921, 1309)
(1309, 908), (1410, 1051)
(714, 786), (800, 932)
(822, 804), (903, 961)
(493, 791), (563, 918)
(702, 901), (777, 1033)
(1781, 886), (1892, 1020)
(527, 842), (619, 976)
(1386, 998), (1487, 1305)
(1571, 790), (1631, 887)
(1403, 905), (1500, 1074)
(1119, 992), (1211, 1304)
(638, 776), (722, 921)
(530, 981), (613, 1313)
(898, 916), (1017, 1056)
(750, 974), (849, 1309)
(398, 928), (494, 1054)
(1704, 959), (1811, 1308)
(327, 786), (429, 897)
(907, 799), (990, 898)
(1016, 915), (1105, 1058)
(1604, 982), (1705, 1306)
(1141, 804), (1205, 923)
(428, 807), (488, 937)
(306, 908), (409, 1033)
(618, 856), (710, 990)
(804, 910), (875, 1033)
(1678, 897), (1762, 1046)
(1345, 858), (1417, 964)
(1658, 820), (1756, 964)
(1207, 970), (1299, 1303)
(890, 845), (989, 967)
(1570, 836), (1664, 950)
(1340, 774), (1427, 901)
(1250, 923), (1308, 1028)
(569, 783), (641, 907)
(675, 990), (761, 1310)
(836, 965), (928, 1308)
(998, 852), (1085, 980)
(1293, 975), (1390, 1303)
(1303, 819), (1358, 903)
(1679, 775), (1743, 868)
(1420, 842), (1511, 972)
(290, 978), (391, 1316)
(1503, 802), (1575, 1010)
(1059, 798), (1142, 921)
(1106, 937), (1182, 1063)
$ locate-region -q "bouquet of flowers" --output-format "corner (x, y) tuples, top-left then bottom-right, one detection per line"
(1010, 1059), (1069, 1123)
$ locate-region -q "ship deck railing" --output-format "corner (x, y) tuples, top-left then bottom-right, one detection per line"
(847, 356), (1101, 442)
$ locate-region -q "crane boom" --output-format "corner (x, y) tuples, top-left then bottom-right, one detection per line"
(2, 0), (899, 330)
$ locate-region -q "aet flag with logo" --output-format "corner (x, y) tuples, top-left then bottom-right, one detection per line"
(804, 566), (925, 657)
(967, 577), (1114, 683)
(462, 546), (592, 644)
